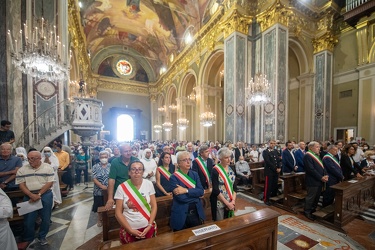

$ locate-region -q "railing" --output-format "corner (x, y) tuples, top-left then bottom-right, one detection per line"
(16, 99), (74, 149)
(346, 0), (369, 12)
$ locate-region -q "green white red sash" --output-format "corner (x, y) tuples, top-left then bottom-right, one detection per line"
(158, 166), (172, 180)
(307, 151), (324, 169)
(120, 180), (151, 221)
(174, 170), (196, 188)
(323, 153), (341, 168)
(214, 164), (234, 201)
(195, 156), (210, 185)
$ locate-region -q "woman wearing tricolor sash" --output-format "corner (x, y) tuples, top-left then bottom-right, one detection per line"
(210, 147), (237, 221)
(114, 161), (157, 244)
(170, 151), (205, 231)
(155, 152), (175, 197)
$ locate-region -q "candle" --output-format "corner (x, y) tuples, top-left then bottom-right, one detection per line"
(35, 27), (38, 44)
(49, 31), (52, 50)
(63, 44), (65, 58)
(15, 39), (18, 56)
(41, 17), (44, 38)
(54, 25), (56, 44)
(7, 30), (14, 52)
(19, 30), (23, 51)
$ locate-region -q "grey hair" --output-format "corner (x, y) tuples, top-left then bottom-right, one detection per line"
(217, 147), (232, 159)
(327, 145), (337, 151)
(99, 150), (110, 157)
(0, 143), (13, 151)
(177, 151), (190, 162)
(198, 144), (209, 154)
(308, 141), (320, 149)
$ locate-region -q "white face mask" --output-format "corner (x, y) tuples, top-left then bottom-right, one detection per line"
(370, 155), (375, 160)
(100, 158), (108, 164)
(239, 160), (244, 164)
(364, 147), (368, 150)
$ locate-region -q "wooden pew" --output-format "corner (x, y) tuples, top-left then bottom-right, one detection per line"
(100, 208), (280, 250)
(58, 170), (69, 197)
(98, 190), (212, 242)
(250, 167), (265, 198)
(6, 189), (25, 226)
(330, 175), (375, 230)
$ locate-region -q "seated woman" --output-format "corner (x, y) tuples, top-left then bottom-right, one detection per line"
(114, 161), (157, 244)
(170, 151), (205, 231)
(210, 147), (237, 221)
(360, 150), (375, 172)
(155, 152), (175, 197)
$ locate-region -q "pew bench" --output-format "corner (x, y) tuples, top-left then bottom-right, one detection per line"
(98, 190), (212, 242)
(6, 189), (25, 226)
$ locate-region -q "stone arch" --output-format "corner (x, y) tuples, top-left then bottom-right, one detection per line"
(179, 70), (197, 97)
(288, 37), (312, 76)
(198, 46), (225, 86)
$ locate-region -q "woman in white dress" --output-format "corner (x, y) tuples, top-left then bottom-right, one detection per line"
(15, 147), (28, 166)
(42, 146), (62, 206)
(0, 188), (17, 250)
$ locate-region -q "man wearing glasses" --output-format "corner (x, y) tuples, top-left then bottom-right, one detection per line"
(0, 143), (22, 191)
(16, 151), (55, 246)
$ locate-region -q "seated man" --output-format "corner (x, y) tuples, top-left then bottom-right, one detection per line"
(0, 143), (22, 192)
(235, 156), (252, 187)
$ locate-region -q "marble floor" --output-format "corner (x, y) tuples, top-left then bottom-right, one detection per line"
(11, 183), (375, 250)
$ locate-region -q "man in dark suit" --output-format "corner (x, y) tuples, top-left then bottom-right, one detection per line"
(294, 141), (306, 172)
(192, 144), (214, 189)
(282, 141), (297, 174)
(234, 141), (247, 163)
(322, 145), (343, 207)
(262, 140), (281, 206)
(303, 141), (329, 220)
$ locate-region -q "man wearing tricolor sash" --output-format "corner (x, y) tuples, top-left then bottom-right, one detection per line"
(114, 161), (157, 244)
(170, 151), (205, 231)
(192, 144), (214, 189)
(303, 141), (329, 221)
(322, 145), (343, 207)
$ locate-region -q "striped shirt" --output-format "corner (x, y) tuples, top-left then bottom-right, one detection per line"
(15, 163), (55, 191)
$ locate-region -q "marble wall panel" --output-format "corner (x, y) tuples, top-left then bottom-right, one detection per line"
(325, 53), (332, 140)
(225, 35), (235, 142)
(277, 27), (287, 142)
(235, 35), (246, 142)
(314, 53), (325, 141)
(0, 0), (7, 119)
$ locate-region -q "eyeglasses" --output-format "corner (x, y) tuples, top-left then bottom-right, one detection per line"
(130, 168), (144, 172)
(180, 158), (192, 162)
(28, 157), (41, 161)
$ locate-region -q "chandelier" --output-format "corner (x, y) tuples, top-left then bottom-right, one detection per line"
(177, 118), (189, 130)
(7, 14), (69, 81)
(162, 121), (173, 132)
(246, 73), (270, 105)
(153, 125), (162, 133)
(158, 106), (165, 112)
(169, 104), (177, 112)
(200, 106), (216, 127)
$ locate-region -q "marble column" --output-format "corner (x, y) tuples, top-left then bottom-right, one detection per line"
(224, 31), (247, 143)
(262, 24), (288, 142)
(313, 51), (332, 141)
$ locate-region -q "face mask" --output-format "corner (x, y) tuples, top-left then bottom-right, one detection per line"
(53, 149), (57, 152)
(370, 155), (375, 160)
(364, 147), (368, 150)
(239, 160), (244, 164)
(100, 158), (108, 164)
(79, 150), (84, 154)
(44, 152), (51, 157)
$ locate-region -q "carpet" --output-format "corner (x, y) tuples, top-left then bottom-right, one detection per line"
(277, 215), (366, 250)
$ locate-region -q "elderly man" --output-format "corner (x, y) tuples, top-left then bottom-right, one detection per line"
(303, 141), (329, 220)
(192, 144), (214, 189)
(105, 144), (138, 210)
(234, 141), (247, 163)
(0, 143), (22, 191)
(235, 155), (252, 187)
(322, 145), (343, 207)
(16, 150), (54, 246)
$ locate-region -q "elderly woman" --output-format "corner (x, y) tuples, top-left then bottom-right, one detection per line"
(16, 147), (29, 166)
(360, 150), (375, 171)
(140, 148), (157, 183)
(114, 161), (157, 244)
(340, 144), (363, 180)
(210, 147), (237, 221)
(0, 189), (17, 249)
(42, 146), (62, 206)
(92, 151), (111, 227)
(155, 152), (175, 197)
(170, 151), (205, 231)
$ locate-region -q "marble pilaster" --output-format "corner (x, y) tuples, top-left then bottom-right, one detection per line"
(0, 0), (7, 119)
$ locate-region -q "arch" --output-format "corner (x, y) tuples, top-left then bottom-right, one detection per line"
(166, 85), (177, 106)
(198, 47), (225, 86)
(179, 70), (197, 97)
(288, 37), (313, 75)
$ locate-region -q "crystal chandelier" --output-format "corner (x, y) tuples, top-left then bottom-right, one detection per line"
(169, 104), (177, 112)
(7, 13), (69, 81)
(200, 106), (216, 127)
(158, 106), (165, 112)
(153, 125), (162, 133)
(177, 118), (189, 130)
(162, 121), (173, 132)
(246, 73), (270, 105)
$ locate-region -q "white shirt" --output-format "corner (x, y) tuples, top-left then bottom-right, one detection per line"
(141, 158), (157, 183)
(249, 150), (259, 162)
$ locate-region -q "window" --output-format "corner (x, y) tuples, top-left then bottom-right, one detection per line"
(117, 114), (134, 142)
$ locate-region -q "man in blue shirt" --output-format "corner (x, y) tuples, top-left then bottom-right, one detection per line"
(0, 143), (22, 191)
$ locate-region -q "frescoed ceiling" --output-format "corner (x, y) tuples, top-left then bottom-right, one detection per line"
(79, 0), (214, 83)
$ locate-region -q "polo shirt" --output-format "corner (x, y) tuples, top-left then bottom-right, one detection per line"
(0, 155), (22, 187)
(109, 156), (138, 192)
(15, 163), (54, 191)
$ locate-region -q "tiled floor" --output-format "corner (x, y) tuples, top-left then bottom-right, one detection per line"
(11, 183), (375, 249)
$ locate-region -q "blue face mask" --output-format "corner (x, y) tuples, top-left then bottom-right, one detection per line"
(53, 149), (57, 152)
(45, 152), (52, 157)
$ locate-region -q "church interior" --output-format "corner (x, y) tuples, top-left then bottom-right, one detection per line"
(1, 0), (375, 249)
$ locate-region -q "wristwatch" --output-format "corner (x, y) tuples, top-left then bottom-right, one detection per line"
(2, 181), (7, 185)
(186, 189), (189, 194)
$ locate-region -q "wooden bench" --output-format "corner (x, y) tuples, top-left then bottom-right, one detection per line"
(6, 189), (25, 226)
(98, 190), (212, 242)
(100, 208), (280, 250)
(58, 170), (69, 197)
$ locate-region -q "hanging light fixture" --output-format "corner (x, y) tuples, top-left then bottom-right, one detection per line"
(177, 118), (189, 130)
(245, 73), (270, 105)
(162, 121), (173, 132)
(153, 125), (162, 133)
(199, 105), (216, 127)
(169, 104), (177, 112)
(7, 0), (69, 81)
(158, 106), (165, 112)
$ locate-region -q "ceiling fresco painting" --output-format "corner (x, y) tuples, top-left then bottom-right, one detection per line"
(80, 0), (211, 82)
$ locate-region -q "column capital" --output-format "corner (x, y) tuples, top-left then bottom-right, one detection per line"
(221, 6), (252, 38)
(257, 1), (290, 32)
(312, 31), (338, 54)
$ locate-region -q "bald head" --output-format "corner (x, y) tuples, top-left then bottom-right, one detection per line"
(28, 151), (42, 168)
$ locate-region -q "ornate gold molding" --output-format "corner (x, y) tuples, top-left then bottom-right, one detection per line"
(312, 31), (338, 53)
(257, 1), (290, 32)
(220, 6), (253, 38)
(97, 78), (149, 96)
